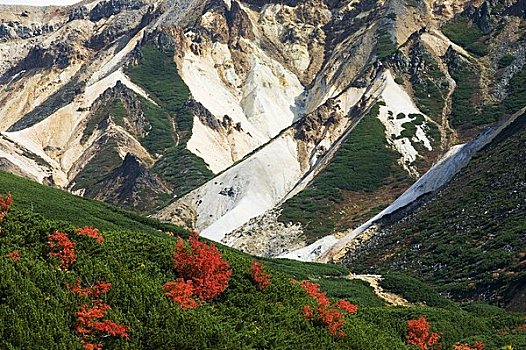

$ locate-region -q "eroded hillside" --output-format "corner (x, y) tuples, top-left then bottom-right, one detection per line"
(0, 0), (525, 260)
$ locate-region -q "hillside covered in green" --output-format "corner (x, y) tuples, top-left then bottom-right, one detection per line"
(0, 172), (525, 349)
(345, 113), (526, 312)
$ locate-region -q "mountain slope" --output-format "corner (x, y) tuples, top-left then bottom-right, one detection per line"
(341, 111), (526, 311)
(1, 173), (526, 349)
(0, 0), (525, 261)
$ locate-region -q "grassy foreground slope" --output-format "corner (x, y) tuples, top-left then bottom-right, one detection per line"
(0, 173), (525, 349)
(0, 171), (186, 236)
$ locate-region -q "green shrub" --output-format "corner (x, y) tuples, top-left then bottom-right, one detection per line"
(442, 18), (489, 57)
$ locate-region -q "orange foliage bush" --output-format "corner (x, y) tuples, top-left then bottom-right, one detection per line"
(72, 281), (128, 350)
(297, 280), (358, 338)
(169, 232), (232, 302)
(335, 299), (359, 314)
(453, 340), (484, 350)
(48, 231), (76, 269)
(76, 226), (105, 243)
(163, 278), (199, 309)
(69, 279), (112, 299)
(251, 261), (271, 291)
(7, 250), (20, 261)
(163, 233), (232, 308)
(406, 316), (442, 350)
(0, 192), (12, 221)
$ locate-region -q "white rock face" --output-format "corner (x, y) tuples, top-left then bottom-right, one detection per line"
(181, 132), (304, 243)
(181, 38), (305, 173)
(279, 235), (339, 262)
(378, 70), (436, 177)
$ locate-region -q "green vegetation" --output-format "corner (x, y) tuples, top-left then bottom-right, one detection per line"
(139, 97), (175, 155)
(449, 62), (489, 129)
(399, 122), (417, 139)
(154, 145), (214, 196)
(409, 114), (425, 125)
(110, 99), (128, 128)
(0, 170), (186, 236)
(280, 105), (405, 241)
(412, 53), (446, 122)
(127, 42), (213, 196)
(82, 98), (128, 144)
(71, 140), (123, 197)
(348, 114), (526, 308)
(126, 43), (192, 133)
(424, 122), (441, 146)
(0, 175), (525, 349)
(450, 62), (526, 129)
(380, 273), (453, 308)
(498, 54), (515, 69)
(376, 30), (398, 61)
(442, 18), (489, 57)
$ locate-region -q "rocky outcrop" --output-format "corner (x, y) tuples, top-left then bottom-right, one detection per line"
(223, 209), (306, 257)
(69, 6), (89, 21)
(89, 0), (145, 22)
(87, 81), (150, 139)
(94, 153), (172, 211)
(86, 5), (156, 50)
(0, 22), (56, 41)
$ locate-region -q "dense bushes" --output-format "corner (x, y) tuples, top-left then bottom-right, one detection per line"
(1, 188), (525, 349)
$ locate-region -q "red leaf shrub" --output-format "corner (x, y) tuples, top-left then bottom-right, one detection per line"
(317, 304), (346, 337)
(170, 232), (232, 302)
(296, 280), (358, 338)
(335, 299), (359, 314)
(7, 250), (20, 261)
(163, 278), (199, 309)
(80, 340), (102, 350)
(69, 279), (112, 299)
(453, 340), (484, 350)
(48, 231), (76, 269)
(251, 261), (271, 291)
(406, 316), (442, 350)
(76, 226), (104, 243)
(0, 192), (12, 221)
(298, 280), (330, 306)
(75, 302), (128, 339)
(73, 282), (128, 349)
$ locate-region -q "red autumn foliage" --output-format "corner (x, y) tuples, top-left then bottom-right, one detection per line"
(80, 340), (102, 350)
(69, 279), (112, 299)
(7, 250), (20, 261)
(303, 305), (313, 318)
(499, 323), (526, 335)
(76, 226), (104, 244)
(48, 231), (76, 269)
(317, 304), (346, 337)
(75, 302), (129, 340)
(251, 261), (271, 291)
(335, 299), (359, 314)
(70, 278), (128, 349)
(453, 340), (484, 350)
(296, 280), (359, 338)
(163, 278), (199, 309)
(0, 192), (12, 222)
(406, 316), (442, 350)
(171, 232), (232, 301)
(298, 280), (330, 306)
